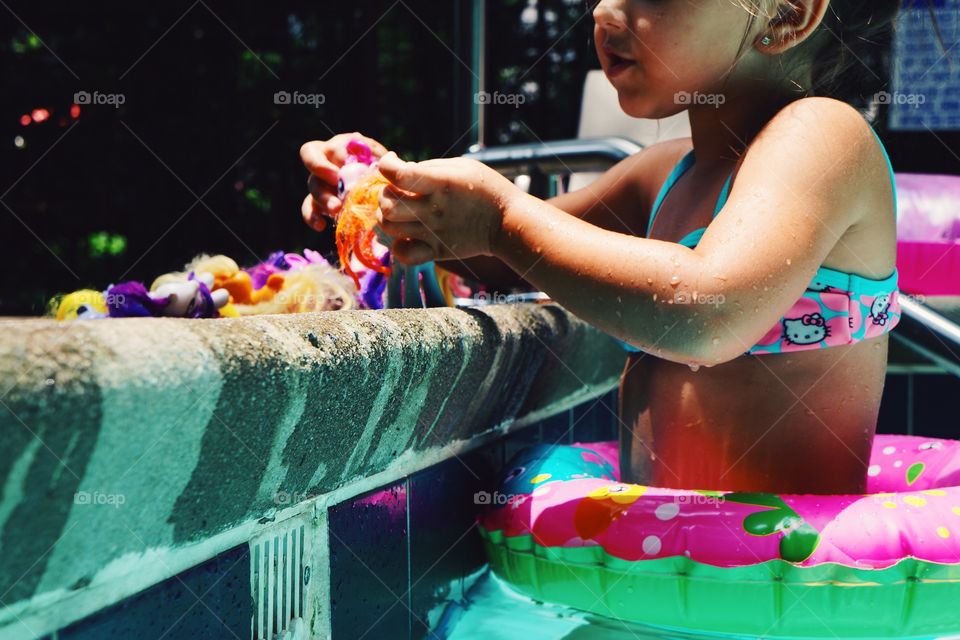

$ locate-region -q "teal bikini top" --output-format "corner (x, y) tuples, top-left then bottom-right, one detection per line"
(616, 128), (901, 356)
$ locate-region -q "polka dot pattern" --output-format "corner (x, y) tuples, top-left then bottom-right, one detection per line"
(642, 535), (662, 556)
(655, 502), (680, 521)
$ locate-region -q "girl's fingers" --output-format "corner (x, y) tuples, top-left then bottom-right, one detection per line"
(307, 175), (342, 213)
(299, 141), (340, 184)
(378, 218), (432, 241)
(377, 152), (444, 195)
(379, 185), (432, 223)
(301, 194), (328, 232)
(392, 238), (436, 265)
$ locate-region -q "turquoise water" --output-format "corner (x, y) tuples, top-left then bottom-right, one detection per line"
(432, 567), (960, 640)
(433, 568), (745, 640)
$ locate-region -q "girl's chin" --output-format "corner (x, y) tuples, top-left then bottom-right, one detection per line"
(618, 91), (664, 119)
(615, 92), (672, 120)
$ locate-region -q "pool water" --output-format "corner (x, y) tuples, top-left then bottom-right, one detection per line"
(432, 567), (960, 640)
(433, 568), (748, 640)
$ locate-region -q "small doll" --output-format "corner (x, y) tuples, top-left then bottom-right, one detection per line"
(335, 140), (392, 290)
(107, 272), (229, 318)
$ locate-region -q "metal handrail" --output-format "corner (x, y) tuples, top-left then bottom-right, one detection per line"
(463, 136), (642, 178)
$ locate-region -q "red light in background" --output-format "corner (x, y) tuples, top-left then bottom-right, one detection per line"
(70, 104), (81, 118)
(20, 114), (31, 126)
(31, 108), (50, 123)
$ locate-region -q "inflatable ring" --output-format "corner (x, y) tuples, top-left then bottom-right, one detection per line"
(478, 435), (960, 638)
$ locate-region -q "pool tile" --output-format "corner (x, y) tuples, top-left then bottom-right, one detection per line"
(57, 544), (250, 639)
(408, 448), (496, 639)
(912, 374), (960, 439)
(878, 374), (910, 435)
(329, 481), (409, 640)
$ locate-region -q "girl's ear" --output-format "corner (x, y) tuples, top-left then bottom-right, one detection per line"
(756, 0), (830, 54)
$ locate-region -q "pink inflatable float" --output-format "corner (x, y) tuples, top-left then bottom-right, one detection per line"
(479, 434), (960, 637)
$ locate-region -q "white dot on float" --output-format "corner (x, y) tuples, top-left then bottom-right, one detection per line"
(867, 465), (881, 477)
(655, 502), (680, 521)
(894, 460), (903, 468)
(883, 446), (896, 455)
(642, 535), (662, 555)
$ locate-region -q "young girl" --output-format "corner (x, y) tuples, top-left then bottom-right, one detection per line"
(300, 0), (903, 495)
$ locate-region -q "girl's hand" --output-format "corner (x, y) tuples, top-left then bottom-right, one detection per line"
(376, 152), (520, 265)
(299, 132), (389, 232)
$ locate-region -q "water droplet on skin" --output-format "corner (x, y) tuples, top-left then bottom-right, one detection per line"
(712, 274), (727, 281)
(535, 246), (542, 254)
(467, 183), (475, 191)
(669, 275), (681, 287)
(617, 295), (622, 303)
(712, 337), (720, 345)
(646, 278), (653, 284)
(652, 293), (658, 301)
(753, 307), (760, 313)
(689, 364), (701, 372)
(785, 258), (792, 265)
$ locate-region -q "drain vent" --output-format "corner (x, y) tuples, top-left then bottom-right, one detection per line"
(250, 516), (311, 639)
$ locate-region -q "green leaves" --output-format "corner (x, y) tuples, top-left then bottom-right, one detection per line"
(725, 492), (822, 563)
(87, 232), (127, 259)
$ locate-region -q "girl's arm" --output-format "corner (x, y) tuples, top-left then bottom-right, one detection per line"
(435, 142), (678, 290)
(490, 99), (881, 365)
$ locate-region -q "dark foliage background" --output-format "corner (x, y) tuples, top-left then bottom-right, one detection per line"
(3, 1), (952, 315)
(0, 1), (597, 315)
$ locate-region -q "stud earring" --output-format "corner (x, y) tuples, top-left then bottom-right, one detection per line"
(761, 35), (773, 46)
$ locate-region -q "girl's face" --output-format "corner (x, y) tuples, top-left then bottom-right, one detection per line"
(592, 0), (768, 118)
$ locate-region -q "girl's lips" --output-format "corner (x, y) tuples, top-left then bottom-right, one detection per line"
(605, 54), (635, 78)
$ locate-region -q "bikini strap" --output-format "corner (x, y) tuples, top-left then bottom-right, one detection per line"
(645, 149), (696, 237)
(869, 126), (899, 222)
(713, 170), (735, 217)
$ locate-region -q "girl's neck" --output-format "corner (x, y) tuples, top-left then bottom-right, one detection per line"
(686, 82), (808, 173)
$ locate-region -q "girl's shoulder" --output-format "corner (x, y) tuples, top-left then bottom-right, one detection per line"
(633, 136), (694, 207)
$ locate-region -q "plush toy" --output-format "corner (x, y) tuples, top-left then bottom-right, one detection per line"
(106, 272), (229, 318)
(52, 289), (108, 321)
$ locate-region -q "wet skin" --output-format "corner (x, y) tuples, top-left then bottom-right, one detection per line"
(616, 139), (895, 494)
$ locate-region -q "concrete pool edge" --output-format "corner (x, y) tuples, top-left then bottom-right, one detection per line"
(0, 303), (623, 638)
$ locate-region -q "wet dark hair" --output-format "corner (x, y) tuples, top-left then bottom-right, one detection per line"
(806, 0), (903, 111)
(758, 0), (947, 116)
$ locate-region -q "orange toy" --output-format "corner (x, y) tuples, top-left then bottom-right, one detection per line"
(334, 140), (393, 290)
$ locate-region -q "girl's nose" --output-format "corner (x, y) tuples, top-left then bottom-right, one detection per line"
(592, 0), (627, 32)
